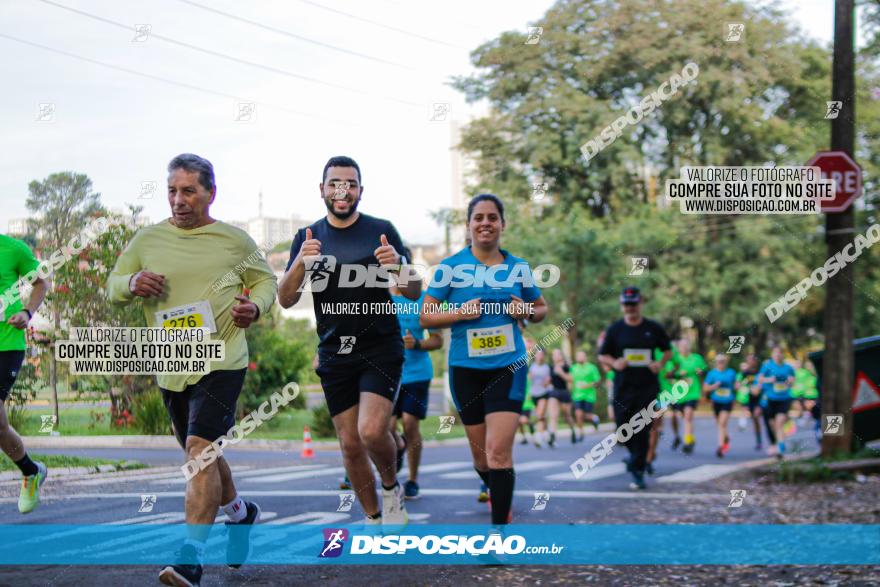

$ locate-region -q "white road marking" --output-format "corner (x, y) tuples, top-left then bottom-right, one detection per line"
(150, 464), (330, 485)
(242, 466), (346, 483)
(441, 460), (565, 479)
(266, 512), (351, 525)
(0, 488), (717, 503)
(69, 465), (254, 487)
(657, 464), (740, 484)
(545, 462), (627, 482)
(105, 512), (184, 525)
(400, 461), (475, 476)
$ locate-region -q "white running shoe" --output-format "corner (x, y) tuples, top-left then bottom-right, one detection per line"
(381, 482), (408, 530)
(737, 417), (747, 431)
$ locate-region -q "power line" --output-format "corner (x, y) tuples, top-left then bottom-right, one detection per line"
(176, 0), (414, 70)
(0, 32), (359, 126)
(36, 0), (422, 108)
(294, 0), (468, 49)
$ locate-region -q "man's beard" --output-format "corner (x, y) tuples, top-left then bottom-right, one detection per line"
(325, 196), (359, 219)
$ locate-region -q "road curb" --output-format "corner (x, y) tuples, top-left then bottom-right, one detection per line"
(0, 461), (143, 482)
(21, 434), (474, 451)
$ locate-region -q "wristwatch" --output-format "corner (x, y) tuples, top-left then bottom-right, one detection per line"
(413, 338), (421, 351)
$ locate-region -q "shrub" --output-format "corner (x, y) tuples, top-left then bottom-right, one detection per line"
(241, 311), (312, 415)
(131, 389), (171, 435)
(309, 403), (336, 439)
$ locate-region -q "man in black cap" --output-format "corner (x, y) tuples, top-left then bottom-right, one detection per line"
(598, 287), (672, 489)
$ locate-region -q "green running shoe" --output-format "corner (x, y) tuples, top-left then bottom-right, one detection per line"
(19, 462), (47, 514)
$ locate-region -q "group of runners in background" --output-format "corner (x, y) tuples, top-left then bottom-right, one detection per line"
(0, 152), (824, 585)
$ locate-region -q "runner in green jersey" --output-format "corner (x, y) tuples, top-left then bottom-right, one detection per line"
(570, 350), (601, 441)
(647, 346), (677, 473)
(670, 339), (706, 454)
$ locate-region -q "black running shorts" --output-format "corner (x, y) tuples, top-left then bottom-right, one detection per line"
(0, 350), (25, 402)
(316, 349), (403, 418)
(450, 364), (526, 426)
(161, 369), (246, 447)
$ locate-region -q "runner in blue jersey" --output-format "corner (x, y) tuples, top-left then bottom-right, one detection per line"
(420, 194), (548, 525)
(703, 354), (738, 458)
(390, 248), (443, 499)
(758, 346), (795, 457)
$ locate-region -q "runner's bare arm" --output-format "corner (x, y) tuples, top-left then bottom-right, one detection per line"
(419, 294), (479, 329)
(649, 349), (672, 374)
(7, 276), (48, 329)
(278, 228), (319, 308)
(419, 330), (444, 351)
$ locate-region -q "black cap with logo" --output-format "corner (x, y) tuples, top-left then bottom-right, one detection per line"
(620, 286), (642, 304)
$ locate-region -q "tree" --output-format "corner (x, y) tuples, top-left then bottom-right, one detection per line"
(26, 172), (104, 423)
(452, 0), (880, 360)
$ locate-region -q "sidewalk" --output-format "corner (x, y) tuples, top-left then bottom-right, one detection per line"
(21, 433), (476, 452)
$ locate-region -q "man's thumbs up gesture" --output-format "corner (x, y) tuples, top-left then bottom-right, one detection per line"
(373, 233), (400, 268)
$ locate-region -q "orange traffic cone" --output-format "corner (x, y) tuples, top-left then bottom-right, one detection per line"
(301, 425), (314, 459)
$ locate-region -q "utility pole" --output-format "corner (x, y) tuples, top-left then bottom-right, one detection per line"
(823, 0), (856, 456)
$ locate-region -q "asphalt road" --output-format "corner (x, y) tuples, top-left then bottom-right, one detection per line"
(0, 415), (828, 586)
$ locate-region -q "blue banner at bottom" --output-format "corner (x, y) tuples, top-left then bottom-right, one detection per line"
(0, 524), (876, 565)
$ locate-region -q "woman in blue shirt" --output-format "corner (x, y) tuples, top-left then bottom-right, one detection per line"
(420, 194), (548, 525)
(703, 354), (738, 458)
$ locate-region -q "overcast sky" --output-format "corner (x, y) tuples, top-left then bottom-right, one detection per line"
(0, 0), (860, 244)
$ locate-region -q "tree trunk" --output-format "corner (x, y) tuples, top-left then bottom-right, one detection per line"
(51, 309), (60, 425)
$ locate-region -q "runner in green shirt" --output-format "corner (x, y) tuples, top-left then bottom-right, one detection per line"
(647, 346), (678, 473)
(670, 339), (706, 454)
(791, 359), (819, 426)
(570, 350), (601, 441)
(0, 234), (49, 514)
(605, 369), (615, 421)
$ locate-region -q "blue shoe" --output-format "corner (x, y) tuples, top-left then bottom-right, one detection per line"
(778, 441), (786, 455)
(403, 480), (420, 500)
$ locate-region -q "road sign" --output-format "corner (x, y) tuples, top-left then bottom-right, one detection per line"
(806, 151), (862, 213)
(852, 371), (880, 413)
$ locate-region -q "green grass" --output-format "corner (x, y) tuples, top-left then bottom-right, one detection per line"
(0, 452), (144, 473)
(14, 407), (144, 436)
(16, 404), (470, 442)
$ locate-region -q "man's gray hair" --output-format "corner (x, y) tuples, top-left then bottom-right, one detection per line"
(168, 153), (215, 192)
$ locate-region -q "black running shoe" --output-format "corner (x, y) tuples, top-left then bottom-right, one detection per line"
(683, 441), (695, 454)
(159, 545), (202, 587)
(226, 500), (261, 569)
(671, 436), (682, 450)
(570, 429), (577, 444)
(396, 435), (407, 474)
(629, 471), (647, 490)
(645, 462), (655, 475)
(548, 432), (556, 448)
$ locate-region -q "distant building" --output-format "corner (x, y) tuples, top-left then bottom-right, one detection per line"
(7, 218), (28, 236)
(232, 192), (309, 250)
(108, 208), (150, 228)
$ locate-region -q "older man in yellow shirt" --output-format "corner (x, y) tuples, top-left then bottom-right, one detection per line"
(108, 153), (276, 586)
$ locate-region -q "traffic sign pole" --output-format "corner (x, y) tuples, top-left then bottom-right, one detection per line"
(823, 0), (856, 456)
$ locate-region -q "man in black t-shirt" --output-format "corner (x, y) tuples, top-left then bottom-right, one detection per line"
(278, 156), (421, 528)
(599, 286), (671, 489)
